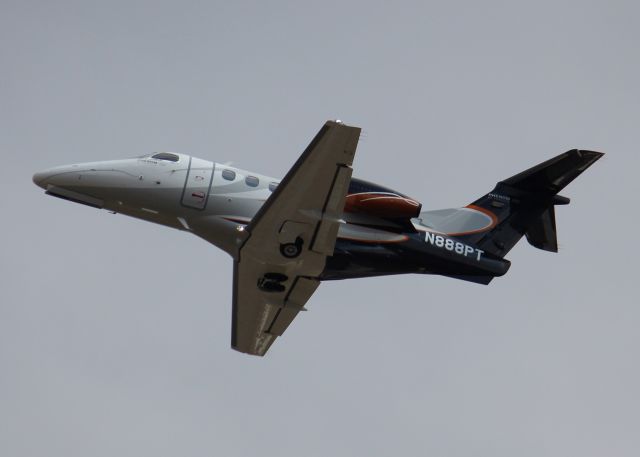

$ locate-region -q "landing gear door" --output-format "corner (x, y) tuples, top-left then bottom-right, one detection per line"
(181, 157), (214, 210)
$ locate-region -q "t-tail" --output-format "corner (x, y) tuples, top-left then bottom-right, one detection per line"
(456, 149), (604, 258)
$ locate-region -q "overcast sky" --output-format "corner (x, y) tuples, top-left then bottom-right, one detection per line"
(1, 1), (639, 456)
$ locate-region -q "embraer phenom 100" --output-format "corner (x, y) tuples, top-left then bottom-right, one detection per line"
(33, 121), (603, 356)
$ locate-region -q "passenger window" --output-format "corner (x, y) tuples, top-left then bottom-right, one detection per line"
(222, 169), (236, 181)
(151, 152), (179, 162)
(269, 182), (279, 192)
(245, 176), (259, 187)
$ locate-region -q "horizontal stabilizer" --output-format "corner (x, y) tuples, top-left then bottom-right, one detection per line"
(499, 149), (604, 197)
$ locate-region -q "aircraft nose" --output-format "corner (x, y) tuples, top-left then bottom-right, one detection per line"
(32, 170), (51, 189)
(32, 164), (81, 189)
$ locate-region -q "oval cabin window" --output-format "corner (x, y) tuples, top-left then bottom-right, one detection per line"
(222, 169), (236, 181)
(245, 176), (259, 187)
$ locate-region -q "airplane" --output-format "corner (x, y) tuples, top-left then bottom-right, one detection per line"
(33, 120), (603, 356)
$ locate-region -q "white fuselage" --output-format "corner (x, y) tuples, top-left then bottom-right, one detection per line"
(33, 153), (274, 255)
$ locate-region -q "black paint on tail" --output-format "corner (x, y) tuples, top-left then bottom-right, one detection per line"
(459, 149), (604, 258)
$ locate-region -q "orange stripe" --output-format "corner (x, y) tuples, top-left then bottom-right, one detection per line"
(337, 234), (409, 244)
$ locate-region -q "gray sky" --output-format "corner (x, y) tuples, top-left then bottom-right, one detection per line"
(1, 1), (638, 456)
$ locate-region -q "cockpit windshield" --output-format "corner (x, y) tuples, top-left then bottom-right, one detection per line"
(151, 152), (179, 162)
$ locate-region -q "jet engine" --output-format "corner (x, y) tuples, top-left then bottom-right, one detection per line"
(344, 178), (422, 221)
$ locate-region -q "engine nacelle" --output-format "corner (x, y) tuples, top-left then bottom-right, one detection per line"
(344, 192), (422, 219)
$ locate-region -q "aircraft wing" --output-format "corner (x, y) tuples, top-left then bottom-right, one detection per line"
(232, 121), (361, 356)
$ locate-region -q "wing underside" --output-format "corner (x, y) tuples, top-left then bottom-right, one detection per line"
(232, 121), (361, 356)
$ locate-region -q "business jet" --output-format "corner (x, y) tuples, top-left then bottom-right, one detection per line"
(33, 121), (603, 356)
